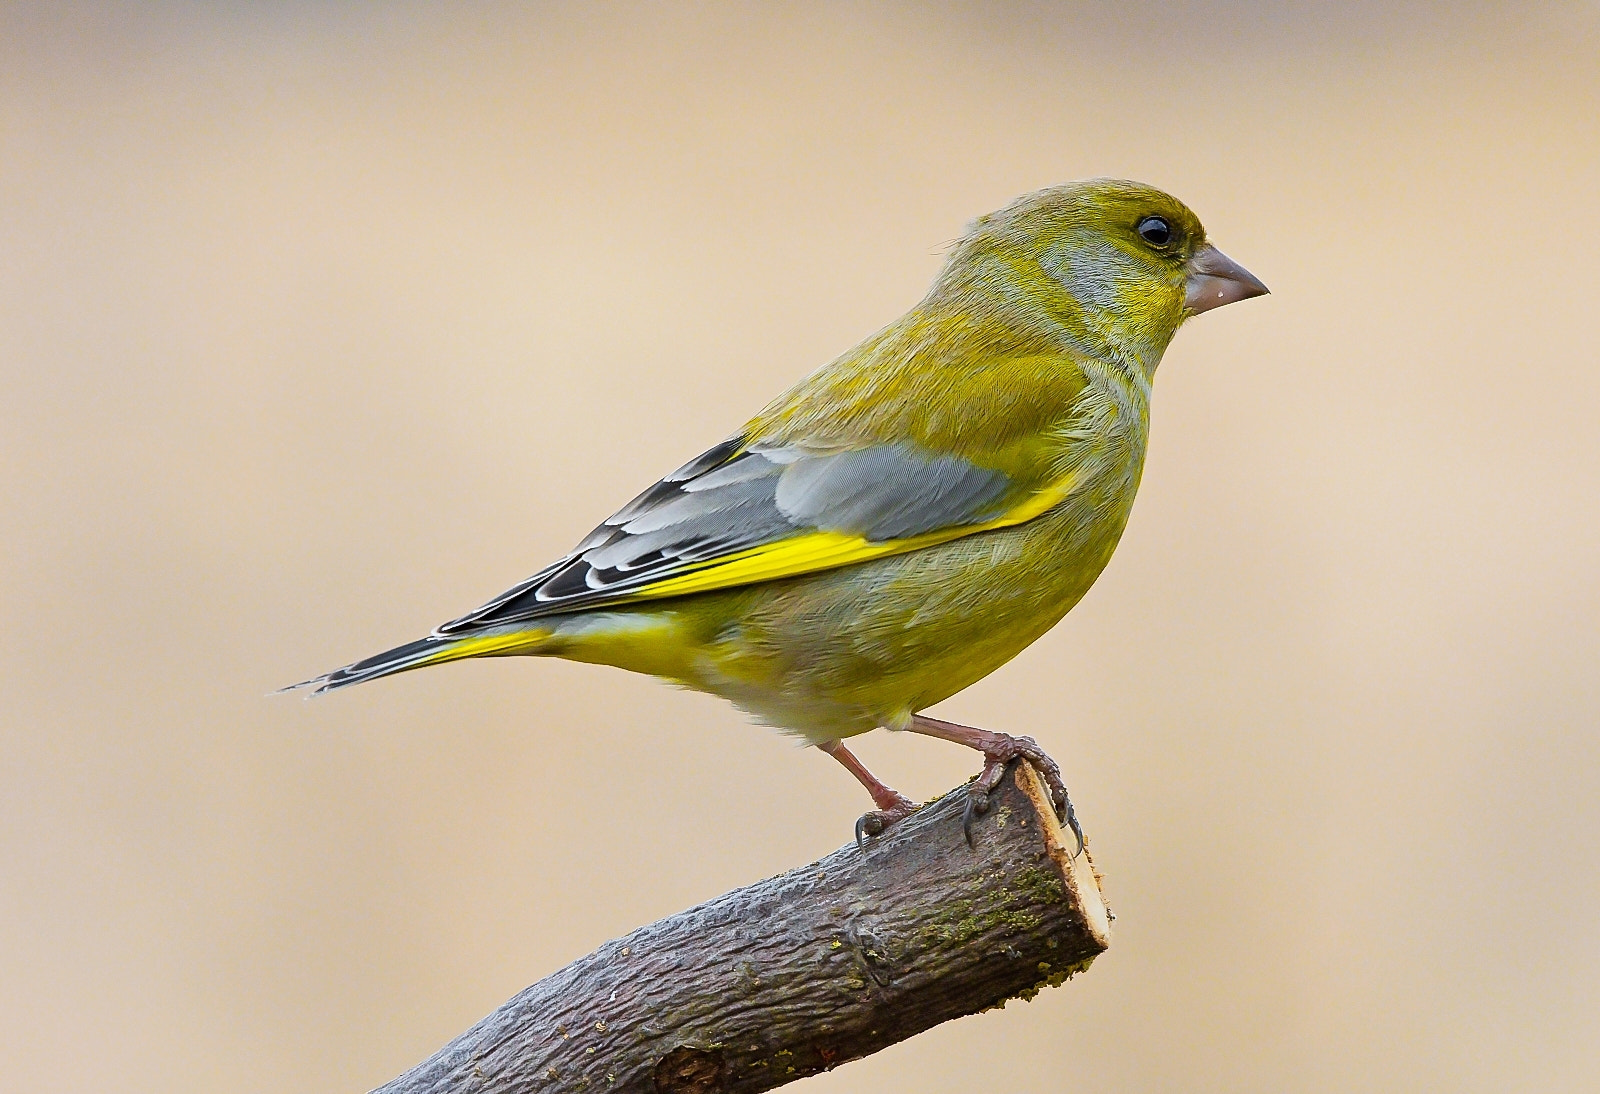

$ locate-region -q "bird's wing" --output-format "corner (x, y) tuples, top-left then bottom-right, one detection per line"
(436, 435), (1080, 632)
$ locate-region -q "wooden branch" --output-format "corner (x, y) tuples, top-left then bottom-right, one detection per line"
(374, 762), (1111, 1094)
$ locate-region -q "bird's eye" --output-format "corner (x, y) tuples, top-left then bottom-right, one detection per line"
(1137, 215), (1172, 247)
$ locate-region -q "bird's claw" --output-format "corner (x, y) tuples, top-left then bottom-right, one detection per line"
(963, 735), (1084, 857)
(1061, 791), (1085, 858)
(854, 796), (918, 848)
(961, 788), (991, 847)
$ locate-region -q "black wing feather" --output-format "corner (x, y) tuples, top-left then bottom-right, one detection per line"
(435, 435), (1013, 633)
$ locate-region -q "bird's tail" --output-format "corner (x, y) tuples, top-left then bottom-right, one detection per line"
(280, 628), (553, 696)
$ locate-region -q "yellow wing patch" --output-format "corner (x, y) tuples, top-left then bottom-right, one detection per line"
(423, 630), (552, 664)
(613, 469), (1081, 603)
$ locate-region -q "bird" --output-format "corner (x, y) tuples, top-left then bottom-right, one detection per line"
(286, 179), (1268, 850)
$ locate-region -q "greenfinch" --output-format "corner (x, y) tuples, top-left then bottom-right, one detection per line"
(289, 179), (1267, 846)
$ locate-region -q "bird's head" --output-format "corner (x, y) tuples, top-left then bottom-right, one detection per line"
(944, 179), (1268, 372)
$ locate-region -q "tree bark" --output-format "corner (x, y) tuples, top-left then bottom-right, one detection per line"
(374, 761), (1111, 1094)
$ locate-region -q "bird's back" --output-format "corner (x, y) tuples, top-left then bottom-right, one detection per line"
(600, 322), (1156, 740)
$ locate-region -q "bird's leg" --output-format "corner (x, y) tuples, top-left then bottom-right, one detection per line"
(819, 739), (918, 847)
(907, 714), (1083, 854)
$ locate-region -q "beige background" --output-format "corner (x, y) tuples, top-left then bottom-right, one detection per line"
(3, 4), (1598, 1091)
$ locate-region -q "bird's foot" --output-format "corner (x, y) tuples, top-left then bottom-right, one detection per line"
(818, 739), (921, 848)
(854, 793), (919, 848)
(960, 734), (1083, 855)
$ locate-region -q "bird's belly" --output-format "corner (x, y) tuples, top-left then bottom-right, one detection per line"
(667, 495), (1136, 741)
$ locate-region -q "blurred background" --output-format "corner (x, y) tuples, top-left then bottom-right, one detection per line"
(3, 4), (1598, 1091)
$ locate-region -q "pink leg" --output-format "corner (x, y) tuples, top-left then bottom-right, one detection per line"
(819, 739), (918, 846)
(908, 714), (1082, 852)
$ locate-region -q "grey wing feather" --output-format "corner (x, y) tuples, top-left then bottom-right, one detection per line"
(435, 436), (1013, 632)
(773, 446), (1013, 540)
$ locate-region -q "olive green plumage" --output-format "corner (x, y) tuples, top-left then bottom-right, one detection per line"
(290, 179), (1267, 745)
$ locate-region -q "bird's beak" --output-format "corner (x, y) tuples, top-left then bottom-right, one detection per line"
(1184, 243), (1269, 315)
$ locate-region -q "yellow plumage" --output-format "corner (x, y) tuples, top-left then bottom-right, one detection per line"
(288, 178), (1267, 840)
